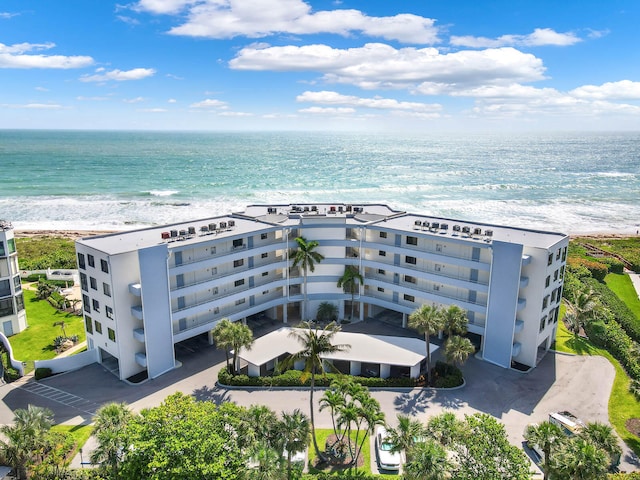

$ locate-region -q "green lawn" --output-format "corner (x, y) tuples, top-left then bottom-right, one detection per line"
(605, 273), (640, 320)
(554, 321), (640, 456)
(9, 288), (86, 370)
(51, 424), (93, 450)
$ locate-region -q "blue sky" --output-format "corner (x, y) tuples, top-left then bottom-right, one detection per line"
(2, 0), (640, 131)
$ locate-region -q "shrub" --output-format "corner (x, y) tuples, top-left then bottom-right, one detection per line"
(432, 361), (463, 388)
(585, 277), (640, 343)
(35, 367), (53, 380)
(599, 257), (625, 274)
(584, 320), (640, 381)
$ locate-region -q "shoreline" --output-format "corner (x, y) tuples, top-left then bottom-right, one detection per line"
(13, 229), (640, 241)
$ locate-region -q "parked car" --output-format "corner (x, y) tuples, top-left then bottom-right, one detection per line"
(375, 426), (401, 471)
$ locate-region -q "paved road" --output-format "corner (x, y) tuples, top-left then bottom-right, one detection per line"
(1, 336), (639, 472)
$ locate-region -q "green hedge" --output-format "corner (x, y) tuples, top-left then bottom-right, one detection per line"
(598, 257), (626, 275)
(35, 367), (53, 380)
(584, 320), (640, 381)
(585, 278), (640, 344)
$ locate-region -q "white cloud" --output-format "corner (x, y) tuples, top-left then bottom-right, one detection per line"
(77, 96), (111, 101)
(79, 68), (156, 82)
(218, 111), (254, 117)
(450, 28), (581, 48)
(190, 98), (228, 109)
(138, 108), (168, 112)
(297, 90), (441, 113)
(570, 80), (640, 100)
(35, 86), (49, 92)
(0, 42), (93, 69)
(168, 98), (177, 103)
(1, 102), (64, 109)
(137, 0), (439, 43)
(123, 97), (146, 103)
(298, 106), (356, 115)
(230, 43), (545, 90)
(0, 12), (19, 19)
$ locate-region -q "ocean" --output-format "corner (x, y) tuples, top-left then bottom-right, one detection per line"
(1, 130), (639, 235)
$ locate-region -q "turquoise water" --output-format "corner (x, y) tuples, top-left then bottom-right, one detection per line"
(1, 130), (639, 234)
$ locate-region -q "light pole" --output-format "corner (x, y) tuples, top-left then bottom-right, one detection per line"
(79, 447), (84, 468)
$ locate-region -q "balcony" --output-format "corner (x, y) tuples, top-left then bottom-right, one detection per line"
(133, 328), (145, 343)
(517, 298), (526, 311)
(129, 283), (142, 296)
(512, 342), (522, 357)
(131, 305), (143, 320)
(519, 276), (529, 288)
(135, 352), (147, 368)
(514, 319), (524, 334)
(521, 255), (532, 266)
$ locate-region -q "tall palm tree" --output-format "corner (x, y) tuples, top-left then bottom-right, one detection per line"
(246, 405), (280, 451)
(409, 304), (445, 386)
(291, 236), (324, 321)
(319, 387), (345, 441)
(229, 321), (254, 375)
(279, 409), (310, 480)
(579, 422), (622, 468)
(403, 439), (451, 480)
(90, 402), (133, 478)
(441, 304), (467, 338)
(53, 321), (67, 338)
(425, 412), (464, 447)
(0, 405), (54, 479)
(337, 266), (363, 321)
(551, 437), (609, 480)
(524, 421), (565, 480)
(386, 414), (427, 462)
(211, 318), (234, 373)
(244, 441), (287, 480)
(444, 335), (475, 368)
(281, 321), (349, 462)
(566, 286), (603, 337)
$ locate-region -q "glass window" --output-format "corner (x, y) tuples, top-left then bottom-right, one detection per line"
(95, 321), (102, 334)
(88, 254), (95, 268)
(261, 233), (268, 240)
(108, 328), (116, 342)
(233, 259), (244, 268)
(261, 252), (268, 258)
(554, 269), (559, 281)
(90, 277), (97, 290)
(85, 316), (93, 334)
(77, 253), (86, 269)
(542, 295), (549, 310)
(83, 294), (90, 313)
(103, 282), (111, 297)
(547, 253), (553, 266)
(101, 259), (109, 273)
(80, 273), (88, 291)
(545, 276), (550, 288)
(262, 271), (268, 277)
(235, 298), (246, 305)
(233, 238), (243, 248)
(0, 241), (4, 256)
(377, 287), (384, 292)
(403, 294), (415, 302)
(435, 244), (443, 252)
(234, 279), (245, 287)
(562, 247), (567, 262)
(539, 316), (546, 332)
(92, 299), (100, 312)
(406, 236), (418, 245)
(13, 275), (21, 291)
(7, 239), (15, 254)
(379, 231), (387, 238)
(0, 279), (10, 297)
(15, 293), (24, 312)
(377, 269), (386, 275)
(106, 306), (113, 319)
(0, 298), (14, 317)
(405, 256), (417, 265)
(379, 250), (386, 257)
(404, 275), (416, 284)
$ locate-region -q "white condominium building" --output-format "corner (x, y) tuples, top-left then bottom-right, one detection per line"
(0, 221), (27, 336)
(75, 204), (568, 382)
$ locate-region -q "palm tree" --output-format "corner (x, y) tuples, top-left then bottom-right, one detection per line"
(566, 286), (603, 338)
(386, 414), (427, 462)
(403, 439), (451, 480)
(279, 409), (310, 480)
(90, 402), (133, 478)
(246, 405), (280, 450)
(409, 304), (445, 386)
(579, 422), (622, 468)
(441, 304), (467, 338)
(211, 318), (234, 373)
(319, 387), (345, 442)
(444, 335), (475, 368)
(229, 321), (254, 375)
(316, 301), (338, 323)
(53, 320), (67, 338)
(291, 236), (324, 321)
(425, 412), (464, 447)
(281, 321), (349, 462)
(337, 266), (363, 321)
(0, 405), (54, 479)
(551, 437), (609, 480)
(523, 421), (565, 480)
(245, 441), (287, 480)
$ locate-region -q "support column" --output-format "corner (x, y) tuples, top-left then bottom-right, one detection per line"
(380, 364), (391, 379)
(248, 364), (260, 377)
(359, 301), (364, 321)
(283, 304), (288, 324)
(402, 313), (407, 328)
(410, 364), (420, 378)
(350, 361), (362, 376)
(207, 330), (214, 345)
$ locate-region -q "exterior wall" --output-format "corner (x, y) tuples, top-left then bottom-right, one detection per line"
(0, 225), (27, 336)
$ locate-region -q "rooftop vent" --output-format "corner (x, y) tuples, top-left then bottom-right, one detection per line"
(208, 223), (217, 232)
(188, 226), (196, 235)
(473, 228), (482, 235)
(200, 226), (209, 233)
(431, 222), (440, 230)
(170, 230), (178, 238)
(440, 223), (448, 230)
(161, 231), (170, 239)
(485, 229), (493, 237)
(453, 225), (461, 232)
(219, 221), (227, 229)
(461, 226), (471, 234)
(228, 220), (235, 228)
(414, 220), (422, 229)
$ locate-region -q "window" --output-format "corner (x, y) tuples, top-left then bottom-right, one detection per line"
(214, 307), (220, 314)
(211, 287), (219, 295)
(377, 269), (386, 275)
(90, 277), (97, 290)
(261, 233), (268, 240)
(262, 271), (269, 277)
(556, 249), (561, 260)
(77, 253), (86, 269)
(403, 294), (415, 302)
(539, 316), (547, 332)
(92, 299), (100, 312)
(234, 279), (245, 287)
(83, 294), (90, 313)
(551, 289), (557, 303)
(379, 231), (387, 239)
(406, 236), (418, 245)
(15, 293), (24, 312)
(435, 244), (443, 252)
(0, 279), (10, 297)
(377, 287), (385, 292)
(0, 241), (4, 256)
(85, 316), (93, 334)
(379, 250), (386, 257)
(106, 306), (113, 319)
(80, 273), (88, 291)
(547, 253), (553, 266)
(235, 298), (246, 305)
(262, 290), (269, 295)
(103, 282), (111, 297)
(210, 246), (217, 255)
(101, 259), (109, 273)
(405, 256), (417, 265)
(7, 239), (15, 254)
(433, 284), (440, 291)
(404, 275), (416, 284)
(562, 247), (567, 262)
(261, 252), (268, 258)
(108, 328), (116, 342)
(553, 307), (560, 323)
(542, 295), (549, 310)
(553, 269), (559, 281)
(211, 267), (217, 275)
(88, 254), (95, 268)
(560, 265), (565, 279)
(95, 320), (102, 334)
(545, 276), (550, 288)
(233, 238), (244, 248)
(234, 259), (244, 268)
(435, 264), (442, 272)
(0, 298), (14, 317)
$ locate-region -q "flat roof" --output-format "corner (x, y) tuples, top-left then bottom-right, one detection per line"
(238, 327), (435, 367)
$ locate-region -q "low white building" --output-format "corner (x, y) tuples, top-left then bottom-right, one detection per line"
(75, 203), (568, 381)
(0, 221), (27, 336)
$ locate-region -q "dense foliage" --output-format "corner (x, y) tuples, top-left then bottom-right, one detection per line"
(15, 236), (77, 270)
(584, 277), (640, 343)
